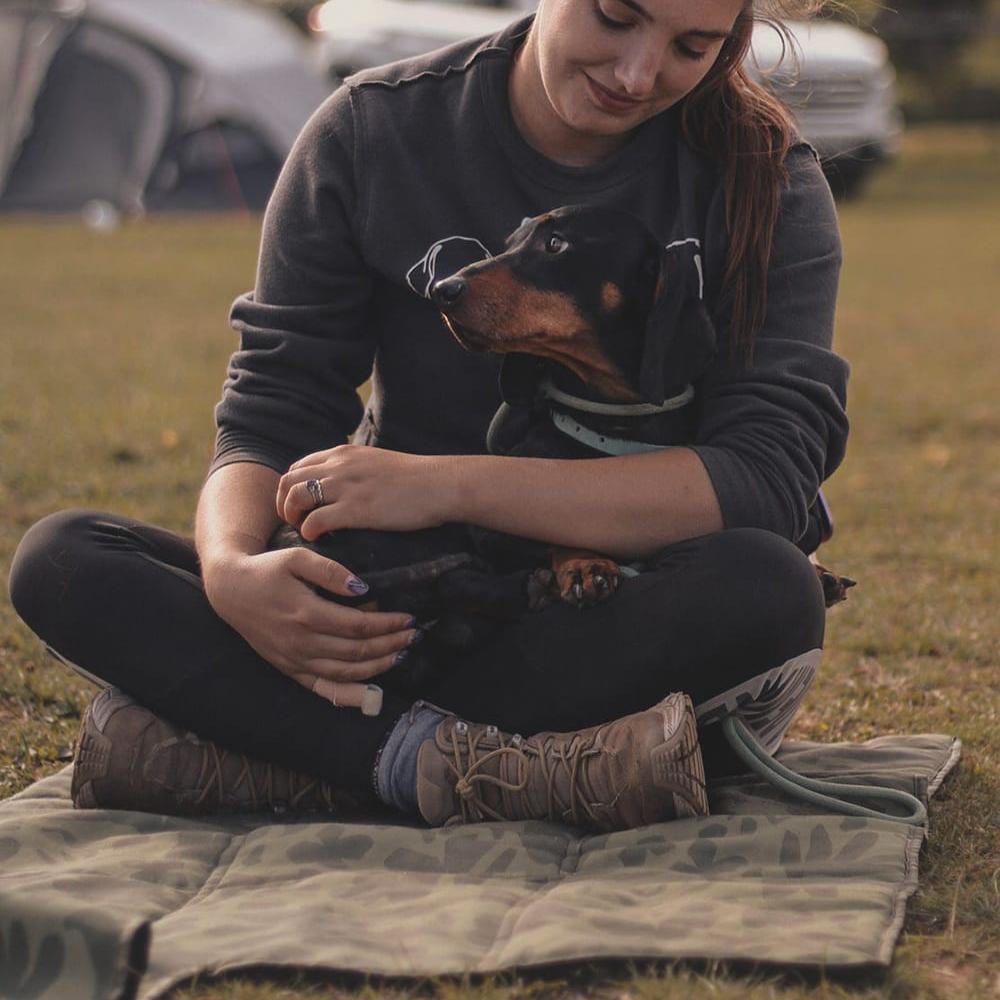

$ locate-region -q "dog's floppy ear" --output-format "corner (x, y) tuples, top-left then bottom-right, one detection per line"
(674, 297), (718, 386)
(498, 352), (547, 406)
(638, 246), (717, 404)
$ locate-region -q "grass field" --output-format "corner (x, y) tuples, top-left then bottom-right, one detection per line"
(1, 124), (998, 999)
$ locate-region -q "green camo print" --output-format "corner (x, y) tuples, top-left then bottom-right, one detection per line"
(0, 734), (959, 1000)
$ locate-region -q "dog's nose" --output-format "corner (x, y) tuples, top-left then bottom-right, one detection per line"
(431, 276), (466, 307)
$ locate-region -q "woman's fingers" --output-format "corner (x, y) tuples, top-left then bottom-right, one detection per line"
(289, 614), (421, 667)
(276, 446), (356, 525)
(285, 551), (421, 679)
(277, 472), (331, 528)
(288, 548), (373, 603)
(301, 647), (408, 683)
(204, 548), (415, 699)
(290, 674), (385, 717)
(275, 446), (445, 537)
(299, 501), (355, 540)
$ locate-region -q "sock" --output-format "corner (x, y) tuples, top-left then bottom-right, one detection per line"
(374, 701), (449, 815)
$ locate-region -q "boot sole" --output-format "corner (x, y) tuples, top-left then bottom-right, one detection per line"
(71, 718), (113, 809)
(648, 694), (710, 819)
(694, 650), (820, 754)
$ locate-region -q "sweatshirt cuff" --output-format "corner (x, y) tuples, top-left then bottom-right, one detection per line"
(207, 442), (293, 480)
(689, 444), (801, 541)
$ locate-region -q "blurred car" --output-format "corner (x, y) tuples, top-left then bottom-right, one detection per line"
(746, 18), (902, 196)
(308, 0), (902, 196)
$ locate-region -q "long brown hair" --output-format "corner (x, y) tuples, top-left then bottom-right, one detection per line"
(680, 1), (824, 363)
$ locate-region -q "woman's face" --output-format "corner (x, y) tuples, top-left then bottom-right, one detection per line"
(518, 0), (746, 161)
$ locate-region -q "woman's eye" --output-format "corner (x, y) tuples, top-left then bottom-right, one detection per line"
(546, 235), (568, 254)
(676, 41), (709, 61)
(594, 2), (632, 30)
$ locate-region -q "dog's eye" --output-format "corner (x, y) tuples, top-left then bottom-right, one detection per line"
(545, 234), (568, 254)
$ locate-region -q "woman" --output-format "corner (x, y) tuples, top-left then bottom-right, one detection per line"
(8, 0), (848, 828)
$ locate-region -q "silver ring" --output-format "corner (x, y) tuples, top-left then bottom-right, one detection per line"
(305, 478), (325, 508)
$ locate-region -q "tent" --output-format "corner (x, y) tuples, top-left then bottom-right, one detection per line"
(0, 0), (333, 214)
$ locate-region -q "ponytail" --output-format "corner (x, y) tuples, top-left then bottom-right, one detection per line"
(681, 4), (822, 363)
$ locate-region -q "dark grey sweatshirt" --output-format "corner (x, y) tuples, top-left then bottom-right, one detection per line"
(212, 16), (849, 545)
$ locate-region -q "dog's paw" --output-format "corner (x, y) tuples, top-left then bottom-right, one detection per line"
(555, 557), (620, 609)
(815, 563), (857, 607)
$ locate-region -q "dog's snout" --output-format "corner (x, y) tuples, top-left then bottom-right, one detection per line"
(431, 276), (466, 308)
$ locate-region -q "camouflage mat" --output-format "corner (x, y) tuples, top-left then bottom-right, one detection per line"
(0, 733), (959, 1000)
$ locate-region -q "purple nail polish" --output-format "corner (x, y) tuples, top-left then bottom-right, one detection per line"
(393, 649), (410, 667)
(408, 629), (425, 646)
(346, 576), (369, 595)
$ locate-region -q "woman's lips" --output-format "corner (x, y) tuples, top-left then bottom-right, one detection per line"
(584, 74), (645, 115)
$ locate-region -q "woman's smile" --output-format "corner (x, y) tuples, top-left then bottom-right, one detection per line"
(582, 73), (649, 116)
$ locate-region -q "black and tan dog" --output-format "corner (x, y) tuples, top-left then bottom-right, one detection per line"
(271, 205), (852, 696)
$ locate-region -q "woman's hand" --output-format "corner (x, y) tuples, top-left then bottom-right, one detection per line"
(202, 545), (421, 706)
(276, 444), (457, 540)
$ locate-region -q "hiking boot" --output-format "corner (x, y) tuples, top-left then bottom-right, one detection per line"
(415, 692), (709, 831)
(71, 687), (356, 816)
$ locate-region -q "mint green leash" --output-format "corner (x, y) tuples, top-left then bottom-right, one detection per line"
(722, 715), (927, 826)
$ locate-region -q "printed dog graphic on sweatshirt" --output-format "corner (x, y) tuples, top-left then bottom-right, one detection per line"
(406, 236), (492, 298)
(406, 229), (705, 300)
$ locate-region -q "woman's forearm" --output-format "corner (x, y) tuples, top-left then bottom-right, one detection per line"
(195, 462), (282, 577)
(272, 443), (724, 560)
(447, 448), (723, 560)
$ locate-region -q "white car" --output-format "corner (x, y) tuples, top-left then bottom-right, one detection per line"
(746, 17), (902, 194)
(308, 0), (902, 196)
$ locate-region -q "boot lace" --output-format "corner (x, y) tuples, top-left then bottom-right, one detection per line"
(190, 741), (338, 814)
(443, 723), (611, 826)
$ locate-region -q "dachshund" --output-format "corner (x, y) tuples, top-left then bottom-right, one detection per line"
(270, 205), (853, 700)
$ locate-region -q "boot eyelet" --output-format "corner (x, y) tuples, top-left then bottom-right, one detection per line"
(486, 725), (498, 737)
(455, 720), (469, 735)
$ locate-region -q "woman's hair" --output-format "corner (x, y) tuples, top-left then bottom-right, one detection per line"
(679, 0), (826, 363)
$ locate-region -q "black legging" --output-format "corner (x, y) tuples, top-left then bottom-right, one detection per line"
(7, 510), (826, 802)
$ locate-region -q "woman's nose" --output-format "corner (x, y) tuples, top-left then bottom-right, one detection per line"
(613, 43), (661, 96)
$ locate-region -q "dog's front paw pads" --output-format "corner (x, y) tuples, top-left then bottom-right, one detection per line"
(556, 558), (620, 608)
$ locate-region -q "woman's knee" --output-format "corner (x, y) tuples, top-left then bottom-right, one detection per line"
(8, 508), (107, 632)
(711, 527), (826, 651)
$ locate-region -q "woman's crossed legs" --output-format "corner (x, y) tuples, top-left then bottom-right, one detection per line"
(8, 509), (825, 807)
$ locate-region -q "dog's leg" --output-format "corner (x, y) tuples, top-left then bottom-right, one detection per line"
(436, 566), (540, 621)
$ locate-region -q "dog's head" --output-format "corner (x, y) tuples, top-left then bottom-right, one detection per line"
(430, 205), (715, 405)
